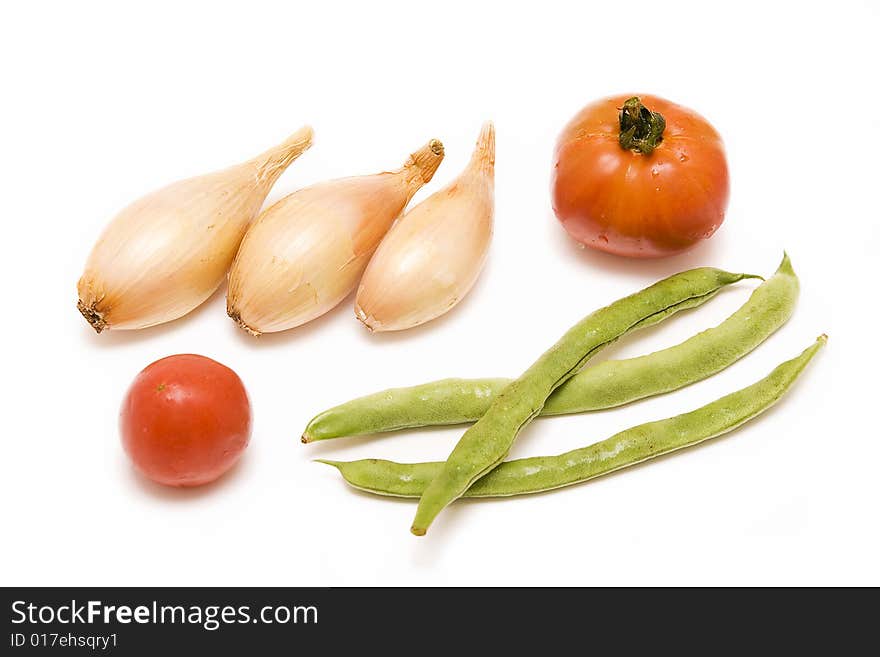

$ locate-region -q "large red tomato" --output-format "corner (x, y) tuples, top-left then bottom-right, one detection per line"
(552, 94), (729, 258)
(120, 354), (252, 487)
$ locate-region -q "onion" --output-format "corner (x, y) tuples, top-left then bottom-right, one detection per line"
(227, 139), (445, 335)
(77, 126), (314, 332)
(355, 123), (494, 332)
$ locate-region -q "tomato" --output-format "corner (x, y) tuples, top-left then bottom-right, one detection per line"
(120, 354), (252, 487)
(551, 94), (729, 258)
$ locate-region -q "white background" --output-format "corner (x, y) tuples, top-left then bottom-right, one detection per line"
(2, 1), (877, 586)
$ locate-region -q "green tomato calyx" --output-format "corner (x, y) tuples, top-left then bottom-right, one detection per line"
(619, 96), (666, 155)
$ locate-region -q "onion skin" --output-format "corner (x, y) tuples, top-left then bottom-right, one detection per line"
(227, 140), (445, 335)
(355, 123), (494, 332)
(77, 126), (314, 332)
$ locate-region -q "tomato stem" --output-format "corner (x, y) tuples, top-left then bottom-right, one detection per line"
(619, 97), (666, 155)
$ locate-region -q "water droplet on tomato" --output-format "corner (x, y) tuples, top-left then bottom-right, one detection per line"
(679, 153), (689, 162)
(598, 234), (609, 244)
(651, 167), (660, 178)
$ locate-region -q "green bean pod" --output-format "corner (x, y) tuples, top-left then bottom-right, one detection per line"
(302, 288), (719, 442)
(411, 267), (760, 535)
(319, 335), (826, 498)
(303, 254), (797, 442)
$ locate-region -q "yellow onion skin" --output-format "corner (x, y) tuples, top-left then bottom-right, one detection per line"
(77, 126), (313, 332)
(227, 140), (444, 335)
(355, 123), (494, 332)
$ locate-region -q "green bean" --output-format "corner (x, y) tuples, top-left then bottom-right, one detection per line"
(409, 266), (760, 535)
(302, 288), (720, 442)
(319, 335), (826, 499)
(303, 254), (797, 442)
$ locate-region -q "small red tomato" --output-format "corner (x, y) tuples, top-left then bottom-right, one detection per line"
(552, 94), (730, 258)
(120, 354), (252, 487)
